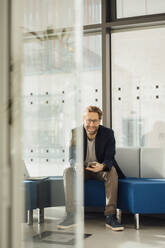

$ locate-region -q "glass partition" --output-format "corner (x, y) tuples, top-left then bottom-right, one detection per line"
(112, 26), (165, 148)
(23, 33), (102, 177)
(83, 0), (101, 25)
(82, 33), (102, 111)
(117, 0), (165, 19)
(23, 0), (84, 247)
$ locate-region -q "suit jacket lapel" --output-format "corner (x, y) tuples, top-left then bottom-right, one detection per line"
(83, 127), (87, 161)
(95, 126), (100, 161)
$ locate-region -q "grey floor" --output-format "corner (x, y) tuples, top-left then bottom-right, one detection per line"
(23, 207), (165, 248)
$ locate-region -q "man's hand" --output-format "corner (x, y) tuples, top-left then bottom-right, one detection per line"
(86, 162), (104, 173)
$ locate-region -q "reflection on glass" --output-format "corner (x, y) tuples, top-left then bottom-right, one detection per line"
(24, 0), (75, 30)
(83, 0), (101, 25)
(23, 34), (102, 176)
(82, 34), (102, 110)
(117, 0), (165, 19)
(112, 27), (165, 148)
(23, 0), (83, 247)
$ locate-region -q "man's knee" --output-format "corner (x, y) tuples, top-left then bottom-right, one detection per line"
(108, 166), (118, 179)
(63, 167), (75, 179)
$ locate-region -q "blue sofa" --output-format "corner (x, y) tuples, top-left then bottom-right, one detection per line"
(84, 148), (165, 229)
(24, 176), (65, 224)
(84, 177), (165, 229)
(24, 148), (165, 229)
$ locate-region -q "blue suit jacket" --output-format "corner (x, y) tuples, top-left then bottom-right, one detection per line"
(69, 125), (125, 178)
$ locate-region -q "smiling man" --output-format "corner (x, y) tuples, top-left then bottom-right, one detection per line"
(57, 106), (125, 231)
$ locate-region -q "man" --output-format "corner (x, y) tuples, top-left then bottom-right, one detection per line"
(57, 106), (125, 231)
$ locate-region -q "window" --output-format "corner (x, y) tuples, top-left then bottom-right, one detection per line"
(23, 32), (102, 176)
(84, 0), (101, 25)
(117, 0), (165, 18)
(112, 27), (165, 148)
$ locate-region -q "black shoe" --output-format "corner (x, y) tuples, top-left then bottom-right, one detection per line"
(105, 214), (124, 231)
(57, 214), (76, 229)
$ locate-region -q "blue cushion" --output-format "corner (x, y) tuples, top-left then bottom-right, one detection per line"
(24, 181), (38, 210)
(85, 178), (165, 214)
(24, 179), (49, 210)
(38, 176), (65, 207)
(24, 176), (65, 211)
(84, 180), (105, 207)
(118, 178), (165, 213)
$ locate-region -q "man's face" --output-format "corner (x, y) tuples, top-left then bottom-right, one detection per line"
(83, 112), (100, 136)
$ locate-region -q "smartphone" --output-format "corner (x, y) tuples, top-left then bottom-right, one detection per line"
(87, 162), (97, 168)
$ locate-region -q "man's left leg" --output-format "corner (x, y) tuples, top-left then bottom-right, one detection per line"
(96, 166), (124, 231)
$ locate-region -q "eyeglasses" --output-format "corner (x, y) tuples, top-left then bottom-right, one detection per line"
(85, 119), (100, 124)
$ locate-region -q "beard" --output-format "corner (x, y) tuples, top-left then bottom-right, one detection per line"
(86, 126), (99, 136)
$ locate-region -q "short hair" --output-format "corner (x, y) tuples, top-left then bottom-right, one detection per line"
(84, 106), (103, 120)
